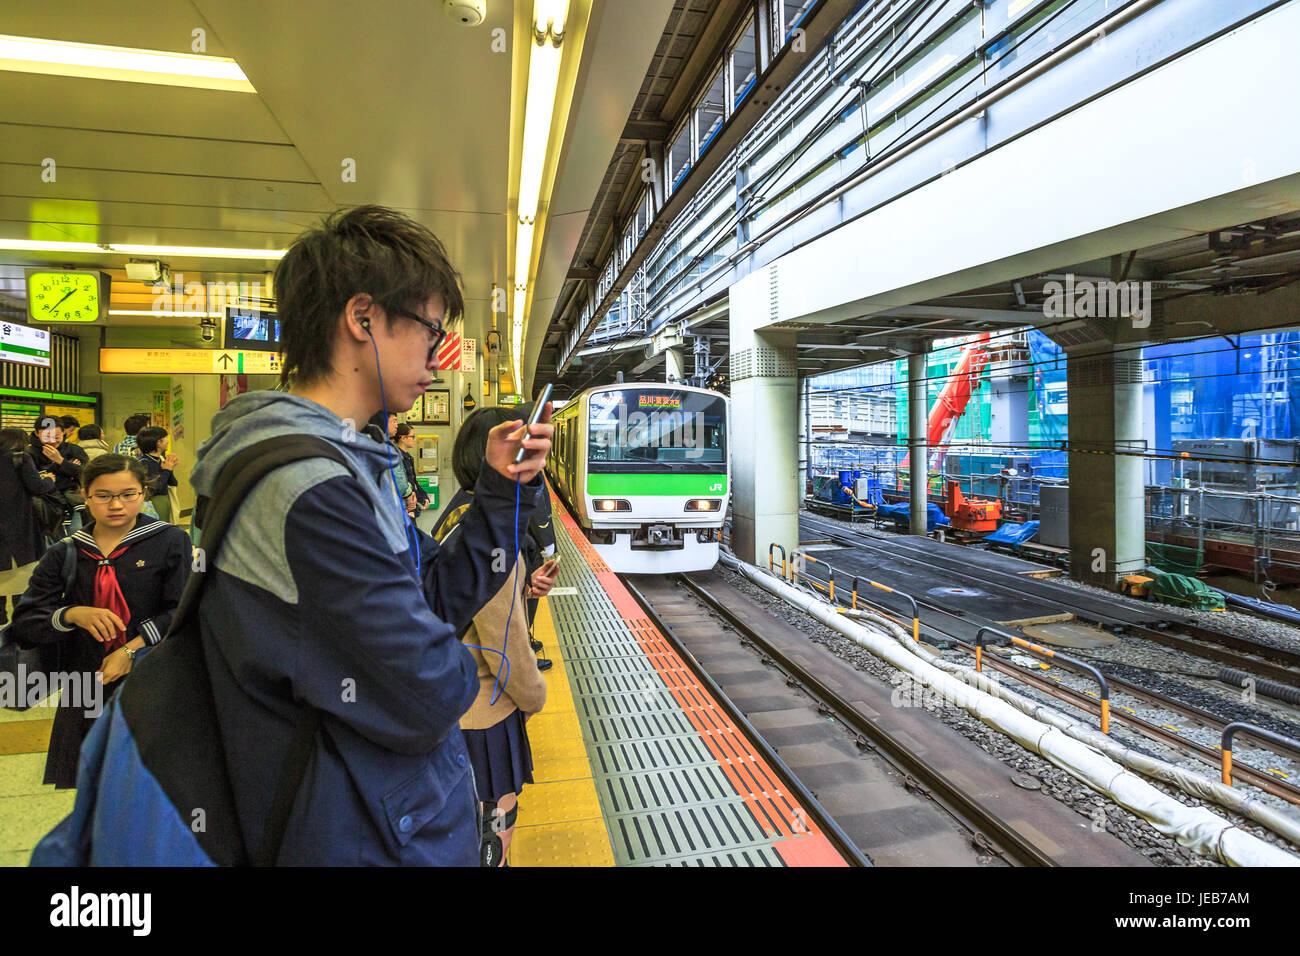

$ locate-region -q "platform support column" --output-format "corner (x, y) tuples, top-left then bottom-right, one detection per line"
(664, 346), (685, 383)
(728, 320), (798, 567)
(908, 350), (928, 536)
(1067, 348), (1146, 587)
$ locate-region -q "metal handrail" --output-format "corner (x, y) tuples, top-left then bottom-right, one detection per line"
(1220, 722), (1300, 787)
(974, 626), (1111, 734)
(847, 575), (921, 644)
(769, 542), (787, 579)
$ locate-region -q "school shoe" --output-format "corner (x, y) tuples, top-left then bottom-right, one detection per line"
(536, 658), (553, 672)
(530, 639), (543, 653)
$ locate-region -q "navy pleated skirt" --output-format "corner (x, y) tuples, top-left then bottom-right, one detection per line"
(464, 709), (534, 803)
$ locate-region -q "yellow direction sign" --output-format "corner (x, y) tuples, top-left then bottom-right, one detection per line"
(100, 349), (282, 375)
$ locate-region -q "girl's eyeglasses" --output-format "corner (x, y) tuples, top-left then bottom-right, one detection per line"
(88, 490), (143, 504)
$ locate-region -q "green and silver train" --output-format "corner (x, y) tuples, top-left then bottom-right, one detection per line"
(547, 383), (730, 574)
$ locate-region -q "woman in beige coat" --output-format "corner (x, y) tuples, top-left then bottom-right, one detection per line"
(433, 406), (554, 866)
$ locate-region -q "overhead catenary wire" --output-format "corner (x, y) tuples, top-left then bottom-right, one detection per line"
(565, 0), (1092, 395)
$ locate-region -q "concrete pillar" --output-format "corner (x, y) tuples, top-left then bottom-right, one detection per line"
(988, 367), (1029, 447)
(908, 351), (928, 535)
(1067, 348), (1146, 587)
(1143, 365), (1172, 486)
(664, 346), (685, 383)
(798, 374), (808, 498)
(728, 319), (798, 567)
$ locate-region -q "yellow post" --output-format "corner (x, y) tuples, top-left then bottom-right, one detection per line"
(1100, 698), (1110, 735)
(975, 645), (982, 672)
(1222, 750), (1233, 786)
(852, 590), (858, 610)
(912, 617), (920, 643)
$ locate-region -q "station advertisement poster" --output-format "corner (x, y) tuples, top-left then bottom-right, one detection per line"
(152, 390), (170, 429)
(171, 382), (185, 441)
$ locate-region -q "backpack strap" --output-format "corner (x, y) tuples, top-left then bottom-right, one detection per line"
(166, 434), (348, 866)
(168, 436), (349, 636)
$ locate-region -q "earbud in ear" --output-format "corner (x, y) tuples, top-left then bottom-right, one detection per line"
(360, 317), (371, 330)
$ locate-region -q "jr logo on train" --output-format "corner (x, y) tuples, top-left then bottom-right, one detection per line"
(546, 383), (731, 574)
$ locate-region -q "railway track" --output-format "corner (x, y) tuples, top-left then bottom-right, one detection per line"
(625, 571), (1152, 867)
(787, 517), (1300, 801)
(800, 513), (1300, 685)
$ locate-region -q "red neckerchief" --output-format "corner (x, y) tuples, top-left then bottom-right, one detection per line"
(78, 544), (132, 652)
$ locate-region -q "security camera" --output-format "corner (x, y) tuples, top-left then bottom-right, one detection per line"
(444, 0), (485, 26)
(200, 318), (217, 343)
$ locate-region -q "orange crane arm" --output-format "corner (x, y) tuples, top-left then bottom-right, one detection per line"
(902, 333), (991, 470)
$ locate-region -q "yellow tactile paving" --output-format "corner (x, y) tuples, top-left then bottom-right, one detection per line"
(510, 817), (616, 867)
(511, 596), (615, 867)
(517, 777), (605, 825)
(531, 754), (594, 782)
(0, 719), (54, 756)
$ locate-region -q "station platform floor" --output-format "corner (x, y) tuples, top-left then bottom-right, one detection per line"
(510, 492), (847, 867)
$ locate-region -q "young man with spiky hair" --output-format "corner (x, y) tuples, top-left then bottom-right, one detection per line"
(35, 206), (552, 866)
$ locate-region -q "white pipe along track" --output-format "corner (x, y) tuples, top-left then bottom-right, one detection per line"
(720, 552), (1300, 866)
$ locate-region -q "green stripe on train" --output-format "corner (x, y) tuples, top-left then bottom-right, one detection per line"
(587, 473), (727, 496)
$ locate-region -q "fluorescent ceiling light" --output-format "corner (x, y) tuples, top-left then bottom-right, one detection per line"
(109, 310), (224, 318)
(0, 34), (255, 92)
(514, 221), (534, 283)
(516, 43), (562, 225)
(110, 243), (285, 260)
(0, 239), (103, 254)
(0, 238), (286, 260)
(510, 0), (570, 390)
(534, 0), (568, 34)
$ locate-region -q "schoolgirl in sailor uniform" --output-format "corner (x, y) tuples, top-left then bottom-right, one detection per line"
(8, 454), (191, 788)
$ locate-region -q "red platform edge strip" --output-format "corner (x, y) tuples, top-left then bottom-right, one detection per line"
(550, 491), (846, 867)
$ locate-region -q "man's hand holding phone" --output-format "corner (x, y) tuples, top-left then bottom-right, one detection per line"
(486, 392), (554, 484)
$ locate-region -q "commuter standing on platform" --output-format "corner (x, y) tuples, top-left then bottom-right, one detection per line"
(30, 205), (554, 866)
(114, 413), (150, 457)
(135, 426), (179, 523)
(0, 427), (54, 626)
(75, 424), (112, 461)
(58, 416), (81, 446)
(433, 406), (557, 865)
(29, 416), (87, 533)
(394, 422), (429, 513)
(6, 454), (190, 788)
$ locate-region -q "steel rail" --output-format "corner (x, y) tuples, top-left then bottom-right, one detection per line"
(620, 577), (872, 868)
(666, 574), (1062, 867)
(800, 514), (1300, 684)
(957, 641), (1300, 806)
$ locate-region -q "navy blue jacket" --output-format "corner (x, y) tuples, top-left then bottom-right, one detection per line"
(30, 392), (542, 866)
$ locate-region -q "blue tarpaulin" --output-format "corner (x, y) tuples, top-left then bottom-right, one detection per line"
(1221, 592), (1300, 625)
(876, 502), (950, 532)
(984, 520), (1039, 546)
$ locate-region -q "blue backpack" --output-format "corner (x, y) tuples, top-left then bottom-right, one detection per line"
(30, 436), (346, 866)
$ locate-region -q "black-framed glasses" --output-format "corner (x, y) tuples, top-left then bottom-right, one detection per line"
(88, 490), (144, 504)
(390, 307), (447, 363)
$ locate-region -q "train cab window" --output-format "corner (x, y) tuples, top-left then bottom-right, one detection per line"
(587, 388), (727, 473)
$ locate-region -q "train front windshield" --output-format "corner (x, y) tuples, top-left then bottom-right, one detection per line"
(588, 389), (726, 471)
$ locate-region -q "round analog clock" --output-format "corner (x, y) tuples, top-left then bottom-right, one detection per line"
(26, 270), (107, 323)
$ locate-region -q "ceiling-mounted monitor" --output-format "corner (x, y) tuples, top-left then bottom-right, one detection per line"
(224, 306), (280, 353)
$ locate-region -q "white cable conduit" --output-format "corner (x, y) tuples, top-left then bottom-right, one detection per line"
(721, 552), (1300, 866)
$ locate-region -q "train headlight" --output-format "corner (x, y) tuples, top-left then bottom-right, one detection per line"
(685, 499), (721, 512)
(593, 499), (631, 512)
